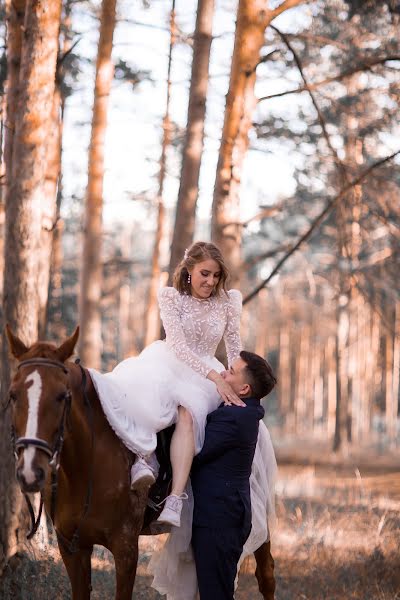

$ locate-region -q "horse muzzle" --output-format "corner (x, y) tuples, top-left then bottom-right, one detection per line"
(16, 460), (46, 493)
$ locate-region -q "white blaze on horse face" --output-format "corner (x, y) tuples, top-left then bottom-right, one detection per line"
(22, 370), (43, 484)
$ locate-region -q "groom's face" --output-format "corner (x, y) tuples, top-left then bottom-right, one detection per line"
(221, 357), (251, 397)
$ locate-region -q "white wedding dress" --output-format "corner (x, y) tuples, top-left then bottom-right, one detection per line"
(89, 286), (277, 599)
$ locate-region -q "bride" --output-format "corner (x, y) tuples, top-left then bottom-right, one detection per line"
(89, 240), (277, 596)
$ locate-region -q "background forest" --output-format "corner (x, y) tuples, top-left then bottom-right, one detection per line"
(0, 0), (400, 599)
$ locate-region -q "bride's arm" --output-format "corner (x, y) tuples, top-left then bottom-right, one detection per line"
(223, 289), (243, 367)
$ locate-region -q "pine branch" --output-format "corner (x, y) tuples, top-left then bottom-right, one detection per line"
(258, 56), (400, 103)
(270, 0), (310, 19)
(270, 24), (348, 178)
(243, 150), (400, 304)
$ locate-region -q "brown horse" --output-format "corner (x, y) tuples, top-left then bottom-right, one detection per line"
(6, 326), (275, 600)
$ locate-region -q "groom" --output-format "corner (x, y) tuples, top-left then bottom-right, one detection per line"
(191, 350), (277, 600)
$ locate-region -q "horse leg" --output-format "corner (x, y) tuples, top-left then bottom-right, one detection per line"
(113, 538), (139, 600)
(254, 540), (275, 600)
(59, 544), (93, 600)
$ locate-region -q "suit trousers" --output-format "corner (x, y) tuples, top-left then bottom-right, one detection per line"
(192, 525), (248, 600)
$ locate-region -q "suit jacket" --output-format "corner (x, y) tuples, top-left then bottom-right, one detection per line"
(191, 397), (264, 533)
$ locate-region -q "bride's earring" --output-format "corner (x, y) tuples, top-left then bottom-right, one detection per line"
(187, 273), (191, 284)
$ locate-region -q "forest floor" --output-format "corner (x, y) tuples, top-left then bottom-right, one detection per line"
(1, 443), (400, 600)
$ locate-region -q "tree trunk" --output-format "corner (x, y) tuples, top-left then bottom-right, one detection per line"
(144, 1), (176, 347)
(3, 0), (25, 195)
(278, 313), (291, 430)
(393, 302), (400, 440)
(326, 335), (337, 438)
(47, 2), (74, 343)
(1, 0), (25, 311)
(0, 0), (62, 572)
(211, 0), (304, 279)
(333, 294), (350, 453)
(385, 323), (395, 445)
(168, 0), (215, 282)
(79, 0), (117, 367)
(38, 83), (62, 339)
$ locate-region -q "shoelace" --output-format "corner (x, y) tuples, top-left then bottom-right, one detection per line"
(157, 492), (189, 509)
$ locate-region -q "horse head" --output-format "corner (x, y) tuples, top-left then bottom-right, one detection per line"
(6, 325), (79, 494)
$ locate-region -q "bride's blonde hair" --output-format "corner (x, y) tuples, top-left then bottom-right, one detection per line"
(173, 241), (229, 296)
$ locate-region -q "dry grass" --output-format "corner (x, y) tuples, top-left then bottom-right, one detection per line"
(1, 461), (400, 599)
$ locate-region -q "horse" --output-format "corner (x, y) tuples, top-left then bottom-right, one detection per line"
(6, 326), (275, 600)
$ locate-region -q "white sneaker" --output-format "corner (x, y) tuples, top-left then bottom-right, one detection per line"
(130, 456), (156, 490)
(156, 493), (188, 527)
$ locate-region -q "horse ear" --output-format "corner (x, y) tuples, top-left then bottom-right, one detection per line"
(5, 324), (29, 359)
(56, 326), (80, 363)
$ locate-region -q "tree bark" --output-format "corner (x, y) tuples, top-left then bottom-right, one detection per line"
(333, 294), (350, 453)
(38, 81), (62, 339)
(3, 0), (25, 195)
(47, 1), (74, 343)
(211, 0), (304, 279)
(144, 1), (175, 347)
(79, 0), (117, 367)
(168, 0), (215, 282)
(0, 0), (62, 572)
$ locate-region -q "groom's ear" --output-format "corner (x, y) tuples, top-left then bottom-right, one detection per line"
(240, 383), (251, 397)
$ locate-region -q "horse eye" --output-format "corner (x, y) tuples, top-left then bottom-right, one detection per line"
(56, 392), (67, 403)
(9, 391), (17, 403)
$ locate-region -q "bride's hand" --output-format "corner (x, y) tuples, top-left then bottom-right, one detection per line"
(207, 369), (246, 406)
(215, 379), (246, 407)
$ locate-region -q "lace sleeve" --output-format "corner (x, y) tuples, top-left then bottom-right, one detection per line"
(158, 287), (211, 378)
(223, 289), (243, 367)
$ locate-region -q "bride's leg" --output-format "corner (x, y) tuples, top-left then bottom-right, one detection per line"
(170, 406), (195, 496)
(157, 407), (194, 526)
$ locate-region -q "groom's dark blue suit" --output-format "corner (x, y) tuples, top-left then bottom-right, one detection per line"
(191, 397), (264, 600)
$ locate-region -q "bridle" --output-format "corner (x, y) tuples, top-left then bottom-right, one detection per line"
(14, 358), (71, 465)
(11, 358), (72, 540)
(11, 358), (94, 550)
(10, 357), (95, 551)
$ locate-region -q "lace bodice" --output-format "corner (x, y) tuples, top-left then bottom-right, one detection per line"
(158, 287), (242, 378)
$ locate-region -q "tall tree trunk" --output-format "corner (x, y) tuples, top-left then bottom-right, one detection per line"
(38, 81), (62, 339)
(333, 293), (350, 453)
(79, 0), (117, 367)
(3, 0), (25, 195)
(278, 307), (291, 430)
(385, 320), (395, 445)
(168, 0), (215, 282)
(1, 0), (25, 312)
(211, 0), (304, 279)
(144, 1), (176, 347)
(47, 1), (74, 343)
(46, 97), (66, 343)
(326, 335), (337, 438)
(0, 0), (62, 572)
(393, 302), (400, 440)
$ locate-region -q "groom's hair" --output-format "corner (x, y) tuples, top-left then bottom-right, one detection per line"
(240, 351), (277, 400)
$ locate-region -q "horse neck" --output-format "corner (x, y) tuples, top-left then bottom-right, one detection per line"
(62, 363), (100, 466)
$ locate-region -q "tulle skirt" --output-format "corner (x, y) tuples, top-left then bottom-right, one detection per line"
(89, 340), (224, 456)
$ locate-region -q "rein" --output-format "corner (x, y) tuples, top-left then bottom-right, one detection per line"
(11, 358), (95, 549)
(56, 360), (95, 554)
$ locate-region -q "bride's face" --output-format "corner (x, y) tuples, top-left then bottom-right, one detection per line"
(190, 259), (221, 299)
